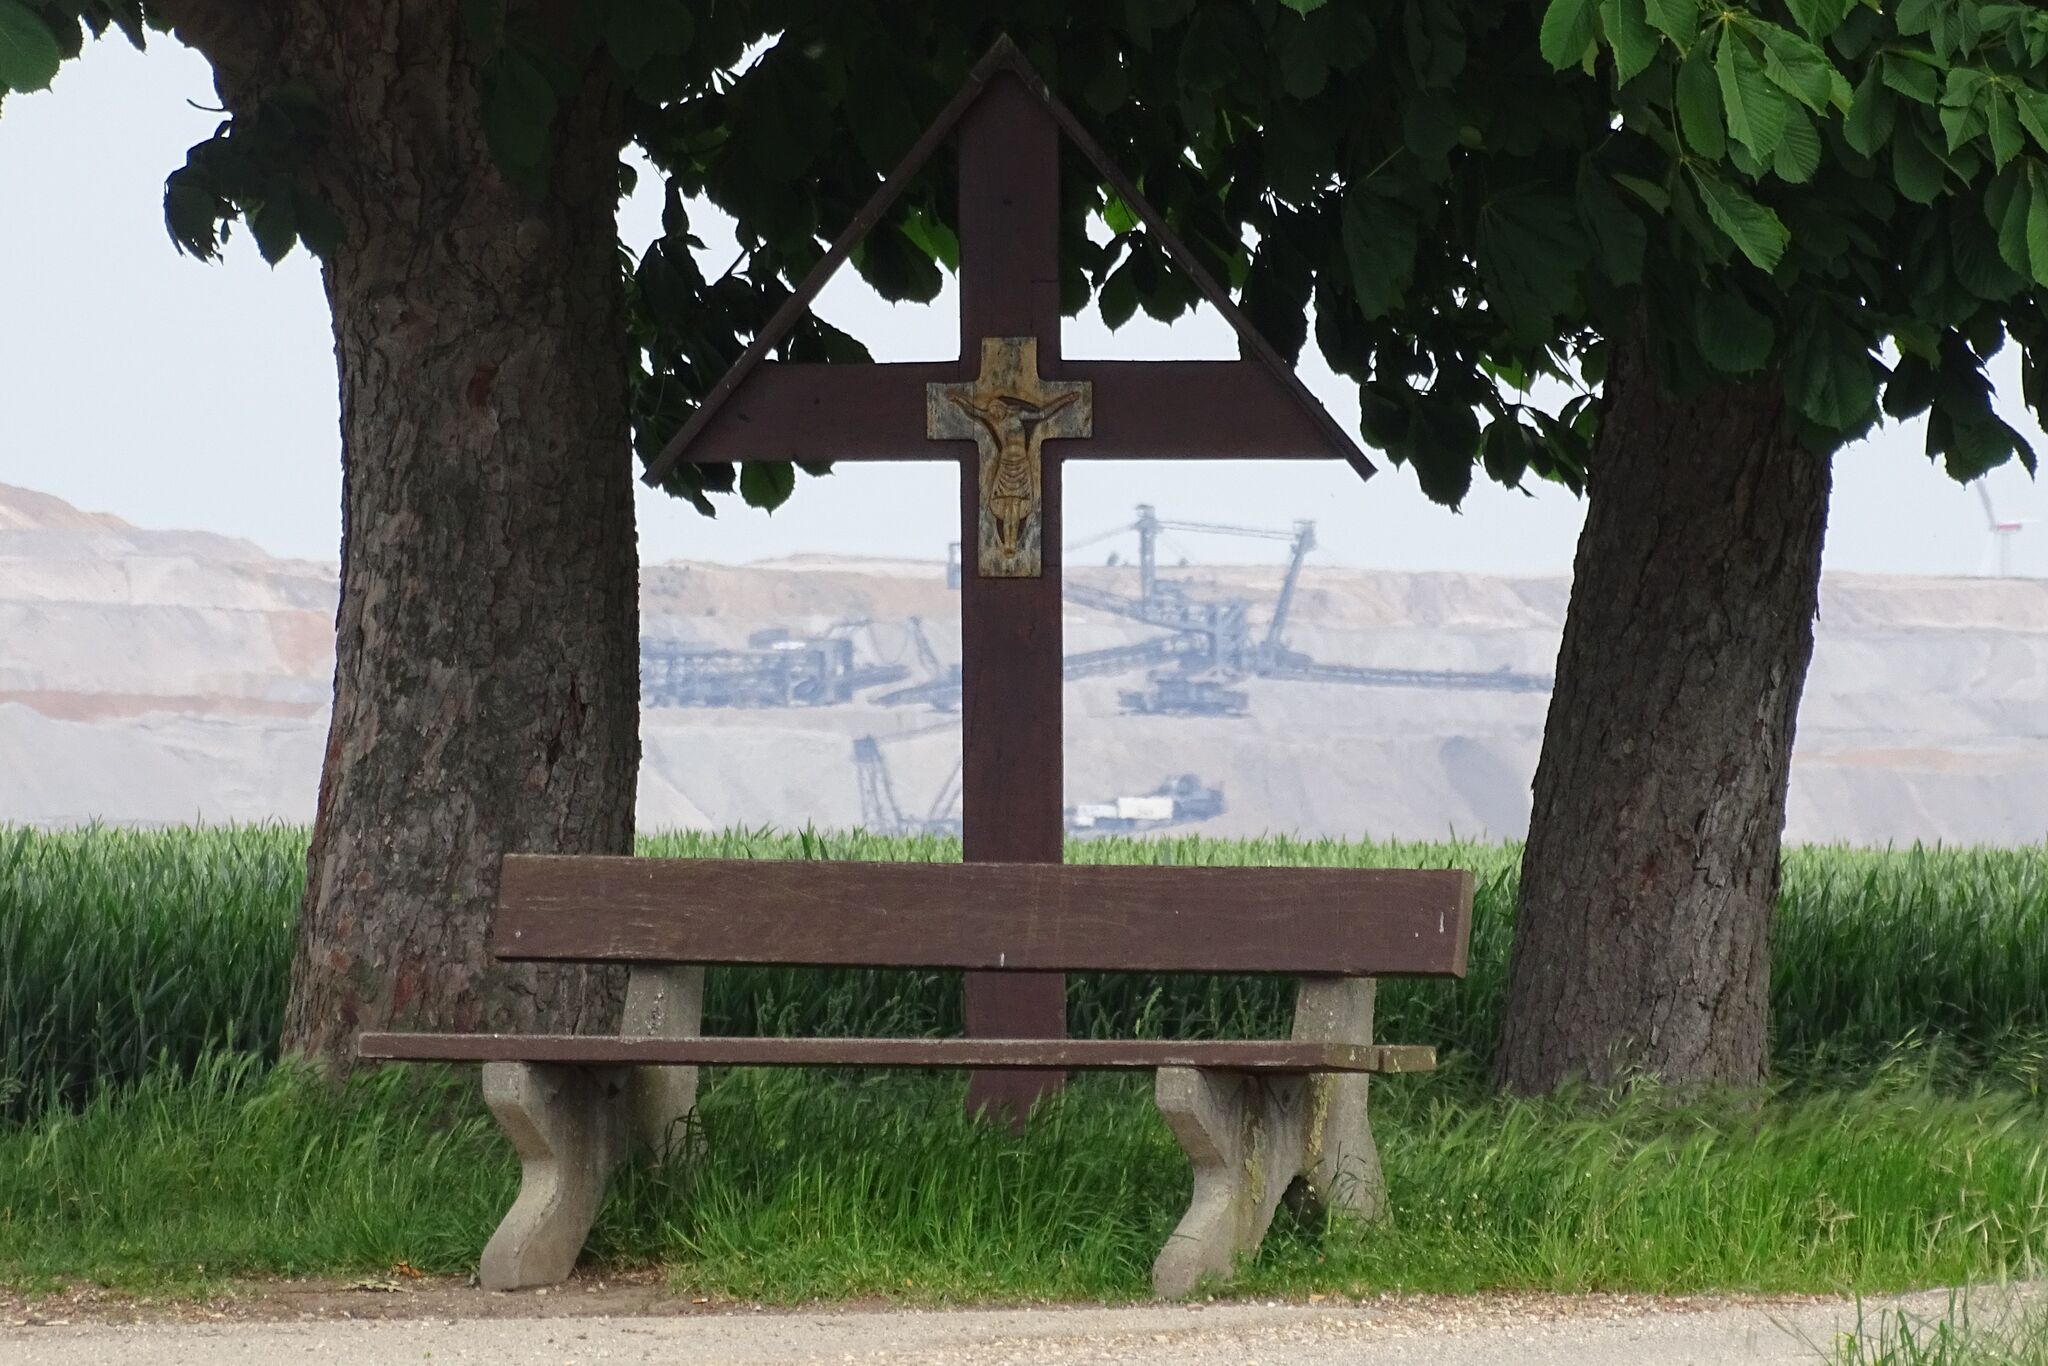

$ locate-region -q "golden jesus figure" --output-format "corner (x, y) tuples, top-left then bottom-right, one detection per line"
(927, 336), (1093, 578)
(947, 389), (1082, 564)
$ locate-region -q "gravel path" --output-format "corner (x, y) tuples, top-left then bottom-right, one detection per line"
(1, 1288), (2013, 1366)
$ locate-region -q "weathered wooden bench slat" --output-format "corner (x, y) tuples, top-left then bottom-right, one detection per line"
(357, 1033), (1437, 1074)
(495, 856), (1474, 977)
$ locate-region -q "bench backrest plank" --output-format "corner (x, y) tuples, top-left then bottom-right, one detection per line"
(495, 856), (1473, 977)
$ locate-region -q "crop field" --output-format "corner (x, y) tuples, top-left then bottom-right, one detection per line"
(2, 825), (2045, 1301)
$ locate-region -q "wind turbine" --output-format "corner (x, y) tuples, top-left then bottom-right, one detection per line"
(1976, 481), (2037, 577)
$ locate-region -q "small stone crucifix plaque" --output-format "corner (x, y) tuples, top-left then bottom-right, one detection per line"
(643, 37), (1370, 1120)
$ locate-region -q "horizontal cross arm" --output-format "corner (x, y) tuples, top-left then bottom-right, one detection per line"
(494, 856), (1474, 976)
(1081, 362), (1364, 463)
(661, 362), (957, 464)
(665, 360), (1371, 467)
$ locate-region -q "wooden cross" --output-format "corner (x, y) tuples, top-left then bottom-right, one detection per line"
(643, 38), (1371, 1120)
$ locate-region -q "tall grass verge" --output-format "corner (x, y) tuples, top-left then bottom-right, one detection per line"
(0, 1057), (2041, 1300)
(4, 826), (2045, 1118)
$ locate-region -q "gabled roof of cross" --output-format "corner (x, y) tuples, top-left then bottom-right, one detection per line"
(642, 35), (1371, 488)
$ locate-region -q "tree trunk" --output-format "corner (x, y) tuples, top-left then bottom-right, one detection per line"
(1492, 335), (1830, 1094)
(276, 11), (638, 1064)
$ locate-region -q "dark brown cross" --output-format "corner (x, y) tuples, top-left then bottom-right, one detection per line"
(643, 38), (1370, 1120)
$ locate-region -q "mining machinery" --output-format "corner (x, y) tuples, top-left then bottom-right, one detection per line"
(641, 619), (910, 709)
(1068, 773), (1227, 836)
(1066, 505), (1554, 715)
(852, 722), (964, 837)
(872, 625), (1204, 710)
(853, 725), (1225, 839)
(919, 506), (1554, 717)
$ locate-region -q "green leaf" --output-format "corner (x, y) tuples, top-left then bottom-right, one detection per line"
(1099, 257), (1140, 330)
(1539, 0), (1600, 70)
(1402, 93), (1463, 165)
(1405, 0), (1468, 87)
(604, 0), (693, 71)
(1478, 191), (1588, 341)
(1880, 53), (1940, 106)
(2017, 88), (2048, 153)
(1342, 187), (1420, 320)
(1694, 290), (1776, 372)
(162, 173), (223, 260)
(1576, 162), (1647, 284)
(1892, 120), (1948, 204)
(1102, 194), (1140, 235)
(1931, 395), (2026, 481)
(1407, 389), (1480, 507)
(1690, 169), (1790, 270)
(1950, 208), (2025, 299)
(1600, 0), (1660, 84)
(1782, 0), (1849, 39)
(247, 192), (298, 265)
(2029, 163), (2048, 284)
(1771, 105), (1822, 182)
(1482, 416), (1541, 487)
(899, 208), (959, 273)
(293, 188), (345, 258)
(1280, 0), (1329, 11)
(1677, 35), (1726, 158)
(1614, 172), (1672, 211)
(1180, 3), (1262, 91)
(0, 0), (61, 92)
(660, 461), (718, 519)
(1896, 0), (1939, 37)
(1752, 20), (1836, 113)
(739, 461), (797, 512)
(1938, 68), (1990, 152)
(1986, 89), (2024, 171)
(1276, 18), (1330, 98)
(854, 224), (943, 304)
(480, 48), (558, 185)
(1844, 64), (1897, 156)
(1785, 317), (1878, 430)
(1883, 354), (1939, 419)
(1644, 0), (1698, 44)
(1716, 31), (1787, 159)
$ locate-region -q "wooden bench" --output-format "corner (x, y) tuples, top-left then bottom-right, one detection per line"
(359, 854), (1474, 1297)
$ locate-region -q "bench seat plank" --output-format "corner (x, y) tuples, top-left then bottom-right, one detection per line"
(496, 856), (1474, 977)
(358, 1033), (1436, 1074)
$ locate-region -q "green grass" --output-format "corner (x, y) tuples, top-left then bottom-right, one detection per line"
(0, 1055), (2042, 1301)
(1831, 1292), (2048, 1364)
(6, 826), (2046, 1118)
(3, 824), (2045, 1303)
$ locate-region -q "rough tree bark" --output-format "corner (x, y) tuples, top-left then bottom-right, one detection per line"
(165, 5), (640, 1065)
(1492, 331), (1831, 1094)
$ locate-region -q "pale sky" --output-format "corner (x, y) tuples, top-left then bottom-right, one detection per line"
(2, 36), (2043, 579)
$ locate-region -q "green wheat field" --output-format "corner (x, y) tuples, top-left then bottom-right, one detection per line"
(2, 825), (2045, 1304)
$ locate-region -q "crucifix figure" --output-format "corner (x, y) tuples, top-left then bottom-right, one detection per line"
(643, 37), (1370, 1121)
(930, 336), (1090, 577)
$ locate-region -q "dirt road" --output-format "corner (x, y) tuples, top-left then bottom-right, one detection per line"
(0, 1289), (1998, 1365)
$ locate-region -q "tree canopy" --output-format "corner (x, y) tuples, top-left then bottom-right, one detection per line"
(7, 0), (2047, 511)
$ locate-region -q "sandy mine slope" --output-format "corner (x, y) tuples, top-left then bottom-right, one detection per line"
(4, 481), (2045, 845)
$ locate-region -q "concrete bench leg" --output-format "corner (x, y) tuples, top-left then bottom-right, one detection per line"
(1292, 977), (1387, 1221)
(1152, 1067), (1309, 1298)
(478, 1062), (628, 1291)
(622, 964), (704, 1160)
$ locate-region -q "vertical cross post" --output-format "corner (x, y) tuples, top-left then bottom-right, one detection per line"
(954, 72), (1067, 1124)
